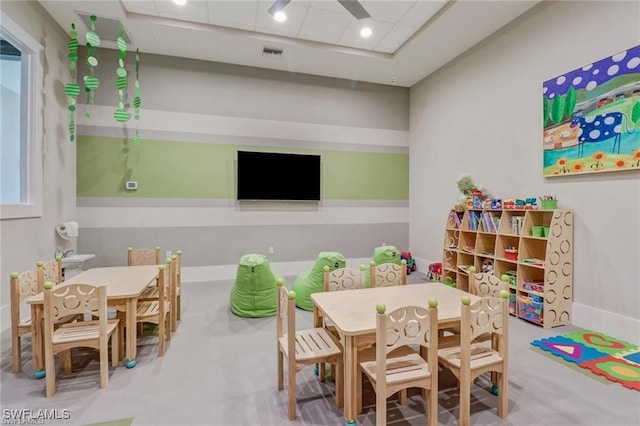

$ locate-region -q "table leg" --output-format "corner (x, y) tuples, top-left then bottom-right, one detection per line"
(125, 298), (138, 368)
(31, 305), (45, 377)
(344, 335), (358, 423)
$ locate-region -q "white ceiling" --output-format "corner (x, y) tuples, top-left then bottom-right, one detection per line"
(38, 0), (541, 87)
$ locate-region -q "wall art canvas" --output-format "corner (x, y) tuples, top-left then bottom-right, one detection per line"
(543, 44), (640, 176)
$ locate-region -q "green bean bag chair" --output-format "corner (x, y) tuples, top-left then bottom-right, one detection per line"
(365, 245), (401, 287)
(230, 254), (282, 318)
(292, 251), (346, 311)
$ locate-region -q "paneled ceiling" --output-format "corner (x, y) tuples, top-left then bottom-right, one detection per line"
(39, 1), (540, 87)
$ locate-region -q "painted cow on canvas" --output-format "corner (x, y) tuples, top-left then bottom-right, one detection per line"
(570, 112), (624, 157)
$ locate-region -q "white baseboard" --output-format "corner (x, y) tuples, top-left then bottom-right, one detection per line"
(572, 302), (640, 344)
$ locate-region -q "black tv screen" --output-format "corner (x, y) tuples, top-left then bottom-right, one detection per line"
(237, 151), (321, 201)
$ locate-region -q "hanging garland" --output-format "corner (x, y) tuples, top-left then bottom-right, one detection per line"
(83, 15), (100, 119)
(114, 24), (130, 124)
(64, 23), (79, 142)
(133, 49), (142, 145)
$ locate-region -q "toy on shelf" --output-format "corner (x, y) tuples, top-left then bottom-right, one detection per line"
(453, 173), (489, 213)
(481, 258), (494, 273)
(400, 251), (417, 275)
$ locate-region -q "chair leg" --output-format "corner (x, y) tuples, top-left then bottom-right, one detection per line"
(111, 328), (119, 367)
(100, 339), (109, 389)
(498, 371), (508, 418)
(61, 349), (72, 374)
(398, 389), (407, 405)
(45, 348), (56, 398)
(288, 359), (296, 421)
(11, 333), (21, 374)
(277, 349), (284, 391)
(357, 371), (363, 414)
(159, 320), (165, 357)
(319, 362), (326, 381)
(177, 294), (181, 321)
(459, 372), (471, 426)
(427, 388), (438, 426)
(375, 383), (386, 426)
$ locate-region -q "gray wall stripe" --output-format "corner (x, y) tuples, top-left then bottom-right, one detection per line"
(79, 223), (409, 268)
(77, 197), (409, 208)
(77, 125), (409, 154)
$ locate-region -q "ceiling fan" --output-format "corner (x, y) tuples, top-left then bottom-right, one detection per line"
(268, 0), (371, 20)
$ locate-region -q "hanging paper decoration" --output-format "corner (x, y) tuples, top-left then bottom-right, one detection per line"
(65, 23), (79, 142)
(114, 24), (130, 124)
(83, 15), (100, 119)
(133, 49), (142, 145)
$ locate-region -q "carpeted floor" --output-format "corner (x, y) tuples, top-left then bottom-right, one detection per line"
(532, 329), (640, 391)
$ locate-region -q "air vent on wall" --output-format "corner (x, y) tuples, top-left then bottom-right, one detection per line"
(76, 12), (132, 43)
(262, 46), (283, 57)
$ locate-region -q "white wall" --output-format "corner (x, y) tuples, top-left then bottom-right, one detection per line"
(0, 1), (76, 327)
(410, 1), (640, 340)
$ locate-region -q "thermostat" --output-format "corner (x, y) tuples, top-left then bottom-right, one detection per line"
(125, 181), (138, 190)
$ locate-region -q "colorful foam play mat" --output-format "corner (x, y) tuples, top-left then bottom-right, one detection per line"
(531, 329), (640, 392)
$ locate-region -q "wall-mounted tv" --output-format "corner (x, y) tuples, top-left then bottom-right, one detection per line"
(237, 151), (321, 201)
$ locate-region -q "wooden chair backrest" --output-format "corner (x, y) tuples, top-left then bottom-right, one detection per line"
(375, 302), (438, 385)
(157, 263), (169, 315)
(461, 295), (509, 350)
(10, 270), (40, 307)
(370, 260), (407, 288)
(276, 283), (296, 364)
(43, 283), (107, 336)
(324, 265), (366, 292)
(39, 258), (63, 285)
(470, 272), (508, 297)
(172, 251), (181, 291)
(128, 247), (161, 266)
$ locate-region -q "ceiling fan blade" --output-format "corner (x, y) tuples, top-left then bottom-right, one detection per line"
(268, 0), (291, 16)
(337, 0), (371, 20)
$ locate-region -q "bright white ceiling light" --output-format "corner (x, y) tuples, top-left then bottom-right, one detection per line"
(172, 0), (187, 5)
(360, 27), (372, 38)
(274, 11), (287, 22)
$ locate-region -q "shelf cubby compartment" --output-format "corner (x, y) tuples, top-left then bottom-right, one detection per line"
(478, 210), (502, 234)
(495, 235), (519, 262)
(495, 260), (517, 287)
(457, 252), (475, 275)
(443, 229), (459, 251)
(519, 237), (547, 265)
(462, 209), (483, 232)
(498, 210), (526, 236)
(518, 265), (545, 296)
(475, 233), (496, 258)
(447, 210), (463, 229)
(443, 249), (457, 272)
(459, 231), (477, 255)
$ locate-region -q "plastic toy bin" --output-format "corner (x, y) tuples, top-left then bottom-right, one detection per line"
(518, 294), (543, 325)
(504, 249), (518, 261)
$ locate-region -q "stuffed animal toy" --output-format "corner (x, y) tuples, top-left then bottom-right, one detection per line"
(454, 173), (489, 212)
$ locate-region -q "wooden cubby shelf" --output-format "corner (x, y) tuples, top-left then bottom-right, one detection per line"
(442, 207), (573, 328)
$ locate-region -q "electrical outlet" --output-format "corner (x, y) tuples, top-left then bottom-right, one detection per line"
(268, 247), (274, 255)
(166, 251), (172, 260)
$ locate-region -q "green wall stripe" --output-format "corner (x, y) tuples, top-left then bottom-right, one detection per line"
(77, 136), (409, 199)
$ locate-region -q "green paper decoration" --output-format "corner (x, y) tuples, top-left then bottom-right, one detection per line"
(65, 17), (142, 145)
(83, 15), (100, 119)
(115, 24), (130, 125)
(67, 23), (78, 141)
(133, 49), (142, 145)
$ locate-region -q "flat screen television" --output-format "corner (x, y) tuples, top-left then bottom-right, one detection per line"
(237, 151), (321, 201)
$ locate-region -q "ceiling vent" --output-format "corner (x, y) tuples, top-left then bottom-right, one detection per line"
(76, 12), (133, 44)
(262, 46), (283, 57)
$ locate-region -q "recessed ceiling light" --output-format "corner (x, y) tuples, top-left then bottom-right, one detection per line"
(360, 27), (372, 38)
(172, 0), (187, 5)
(274, 11), (287, 22)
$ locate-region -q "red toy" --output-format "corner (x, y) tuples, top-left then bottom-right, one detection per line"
(400, 251), (417, 275)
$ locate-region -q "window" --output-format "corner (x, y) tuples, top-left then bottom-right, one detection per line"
(0, 12), (42, 219)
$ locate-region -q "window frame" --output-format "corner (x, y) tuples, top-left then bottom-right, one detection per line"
(0, 12), (43, 219)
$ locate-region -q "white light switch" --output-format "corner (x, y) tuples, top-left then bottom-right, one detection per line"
(125, 181), (138, 190)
